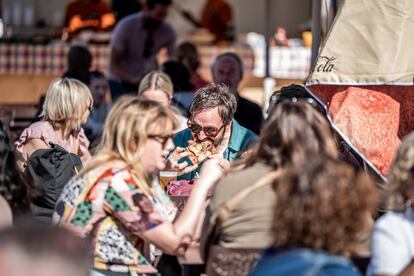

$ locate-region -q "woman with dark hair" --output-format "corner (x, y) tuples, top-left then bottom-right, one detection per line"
(252, 157), (378, 275)
(0, 120), (32, 218)
(176, 41), (209, 91)
(161, 60), (195, 116)
(200, 96), (339, 275)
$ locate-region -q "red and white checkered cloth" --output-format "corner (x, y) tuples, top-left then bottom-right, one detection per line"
(0, 43), (254, 76)
(271, 47), (311, 79)
(0, 43), (110, 75)
(251, 46), (311, 79)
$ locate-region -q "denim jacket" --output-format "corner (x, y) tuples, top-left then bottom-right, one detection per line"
(251, 248), (361, 276)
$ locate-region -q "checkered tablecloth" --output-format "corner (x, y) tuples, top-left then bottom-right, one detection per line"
(0, 43), (308, 79)
(0, 43), (109, 75)
(271, 47), (311, 79)
(251, 46), (311, 79)
(0, 43), (254, 76)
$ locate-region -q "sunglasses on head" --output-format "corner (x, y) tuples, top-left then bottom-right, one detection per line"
(187, 120), (227, 138)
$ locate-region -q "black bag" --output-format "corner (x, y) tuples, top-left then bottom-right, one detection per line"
(25, 143), (82, 222)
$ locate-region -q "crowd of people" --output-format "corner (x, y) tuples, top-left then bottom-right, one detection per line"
(1, 0), (413, 276)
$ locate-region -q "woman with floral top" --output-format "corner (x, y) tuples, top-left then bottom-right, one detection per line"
(54, 95), (222, 275)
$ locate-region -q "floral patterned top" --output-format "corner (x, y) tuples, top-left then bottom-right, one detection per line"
(54, 162), (177, 274)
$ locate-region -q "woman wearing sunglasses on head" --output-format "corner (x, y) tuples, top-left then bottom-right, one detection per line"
(54, 96), (224, 276)
(170, 83), (258, 180)
(199, 87), (340, 275)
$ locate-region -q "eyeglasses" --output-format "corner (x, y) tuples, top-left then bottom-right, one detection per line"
(187, 120), (227, 138)
(148, 134), (174, 148)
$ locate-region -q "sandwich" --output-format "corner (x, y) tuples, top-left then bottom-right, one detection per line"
(185, 140), (217, 165)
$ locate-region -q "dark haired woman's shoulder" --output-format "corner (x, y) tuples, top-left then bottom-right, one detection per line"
(212, 162), (273, 205)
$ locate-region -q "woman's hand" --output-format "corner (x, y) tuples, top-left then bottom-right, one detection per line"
(196, 157), (227, 192)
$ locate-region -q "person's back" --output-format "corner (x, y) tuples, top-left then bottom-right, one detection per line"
(201, 162), (274, 250)
(62, 45), (92, 86)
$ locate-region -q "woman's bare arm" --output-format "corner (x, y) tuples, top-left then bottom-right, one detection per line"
(141, 159), (223, 255)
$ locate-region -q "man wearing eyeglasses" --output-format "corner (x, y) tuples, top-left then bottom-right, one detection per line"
(169, 84), (258, 180)
(109, 0), (176, 101)
(212, 52), (264, 135)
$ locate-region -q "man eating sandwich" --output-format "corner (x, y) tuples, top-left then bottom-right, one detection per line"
(169, 83), (258, 180)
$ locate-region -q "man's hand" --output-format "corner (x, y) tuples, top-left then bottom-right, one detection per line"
(167, 147), (198, 176)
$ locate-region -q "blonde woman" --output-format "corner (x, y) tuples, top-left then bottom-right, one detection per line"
(368, 132), (414, 276)
(138, 71), (187, 132)
(54, 96), (222, 275)
(16, 78), (93, 164)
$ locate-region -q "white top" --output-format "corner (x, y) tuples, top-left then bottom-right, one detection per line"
(368, 208), (414, 276)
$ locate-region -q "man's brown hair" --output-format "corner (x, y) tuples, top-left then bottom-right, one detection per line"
(189, 83), (237, 123)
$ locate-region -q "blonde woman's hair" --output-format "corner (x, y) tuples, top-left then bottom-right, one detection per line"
(82, 95), (178, 181)
(386, 132), (414, 211)
(138, 71), (173, 99)
(41, 78), (93, 131)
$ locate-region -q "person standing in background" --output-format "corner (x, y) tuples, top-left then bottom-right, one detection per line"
(180, 0), (233, 43)
(112, 0), (143, 23)
(109, 0), (176, 101)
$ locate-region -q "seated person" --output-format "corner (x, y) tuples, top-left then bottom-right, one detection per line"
(0, 221), (90, 276)
(212, 52), (264, 135)
(82, 71), (111, 149)
(138, 71), (187, 132)
(64, 0), (115, 35)
(251, 157), (378, 276)
(62, 45), (92, 86)
(169, 83), (257, 180)
(161, 60), (195, 116)
(200, 97), (340, 275)
(176, 41), (209, 91)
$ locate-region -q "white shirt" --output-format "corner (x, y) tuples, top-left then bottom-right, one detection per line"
(368, 208), (414, 276)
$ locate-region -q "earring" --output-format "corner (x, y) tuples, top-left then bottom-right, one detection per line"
(405, 199), (412, 208)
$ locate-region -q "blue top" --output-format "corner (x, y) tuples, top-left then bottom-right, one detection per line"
(173, 119), (258, 180)
(251, 248), (361, 276)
